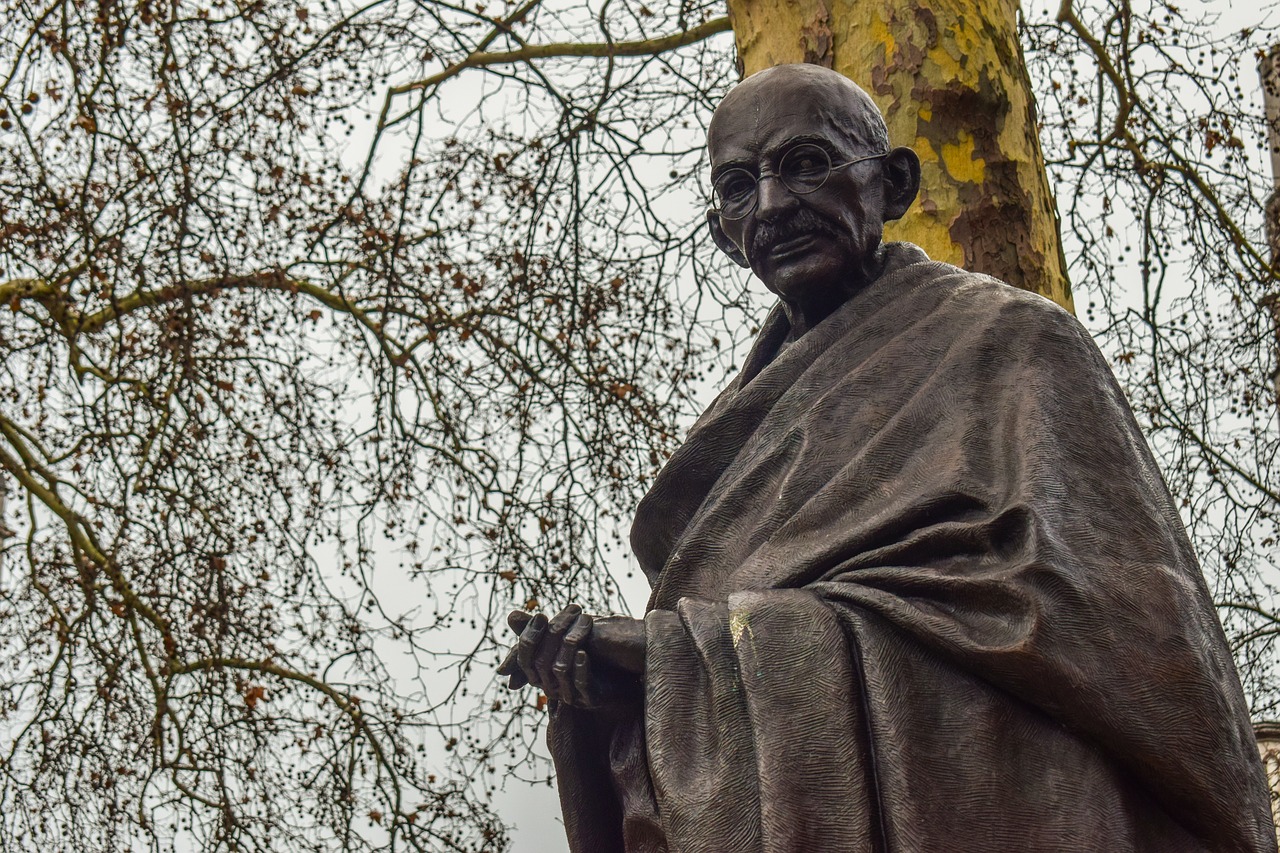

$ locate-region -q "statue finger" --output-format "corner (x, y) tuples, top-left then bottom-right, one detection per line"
(546, 604), (582, 636)
(532, 605), (581, 678)
(507, 610), (532, 635)
(498, 645), (530, 689)
(554, 615), (592, 701)
(516, 612), (548, 677)
(497, 644), (519, 677)
(549, 660), (570, 702)
(536, 606), (582, 700)
(573, 649), (593, 708)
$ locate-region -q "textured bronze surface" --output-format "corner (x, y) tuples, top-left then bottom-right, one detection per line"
(502, 65), (1277, 852)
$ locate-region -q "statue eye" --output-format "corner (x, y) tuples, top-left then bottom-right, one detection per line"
(714, 170), (756, 207)
(780, 144), (831, 190)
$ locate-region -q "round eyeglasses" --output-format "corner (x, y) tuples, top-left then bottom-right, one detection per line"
(710, 143), (888, 221)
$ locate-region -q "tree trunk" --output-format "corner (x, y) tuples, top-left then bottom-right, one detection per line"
(725, 0), (1074, 312)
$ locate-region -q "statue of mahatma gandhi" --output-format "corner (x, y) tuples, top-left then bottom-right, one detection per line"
(499, 64), (1277, 853)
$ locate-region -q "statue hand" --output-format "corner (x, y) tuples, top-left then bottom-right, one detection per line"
(497, 607), (643, 709)
(497, 605), (594, 705)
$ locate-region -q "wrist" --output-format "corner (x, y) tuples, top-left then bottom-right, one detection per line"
(587, 616), (646, 675)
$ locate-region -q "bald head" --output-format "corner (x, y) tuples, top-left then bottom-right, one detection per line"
(708, 65), (891, 166)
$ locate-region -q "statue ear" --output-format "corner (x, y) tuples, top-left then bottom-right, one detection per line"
(706, 209), (750, 268)
(882, 147), (921, 222)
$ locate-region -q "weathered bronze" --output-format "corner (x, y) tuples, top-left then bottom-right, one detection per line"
(499, 64), (1277, 852)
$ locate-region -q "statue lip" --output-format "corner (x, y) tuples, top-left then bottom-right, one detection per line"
(768, 234), (819, 260)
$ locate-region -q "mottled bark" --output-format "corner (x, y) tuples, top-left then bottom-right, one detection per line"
(726, 0), (1073, 311)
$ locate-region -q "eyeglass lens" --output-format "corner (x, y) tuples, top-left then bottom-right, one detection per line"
(712, 143), (834, 220)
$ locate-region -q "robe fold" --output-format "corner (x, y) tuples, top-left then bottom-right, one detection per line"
(548, 243), (1276, 852)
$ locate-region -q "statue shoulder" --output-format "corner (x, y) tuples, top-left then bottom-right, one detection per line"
(882, 264), (1107, 386)
(923, 265), (1084, 341)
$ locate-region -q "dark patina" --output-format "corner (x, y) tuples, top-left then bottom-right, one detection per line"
(499, 64), (1276, 853)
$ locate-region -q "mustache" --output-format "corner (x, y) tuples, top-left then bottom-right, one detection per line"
(750, 210), (840, 257)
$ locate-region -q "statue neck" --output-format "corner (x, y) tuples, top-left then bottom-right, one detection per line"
(781, 248), (888, 340)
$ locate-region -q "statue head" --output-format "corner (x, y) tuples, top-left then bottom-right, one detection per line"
(706, 64), (921, 324)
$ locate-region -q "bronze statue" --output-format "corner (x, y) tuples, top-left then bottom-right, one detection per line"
(499, 64), (1277, 852)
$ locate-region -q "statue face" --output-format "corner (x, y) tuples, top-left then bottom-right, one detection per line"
(706, 68), (909, 311)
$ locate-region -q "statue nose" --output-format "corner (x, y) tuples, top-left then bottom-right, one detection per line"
(755, 173), (799, 221)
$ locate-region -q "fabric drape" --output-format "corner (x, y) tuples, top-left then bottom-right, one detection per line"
(548, 244), (1276, 853)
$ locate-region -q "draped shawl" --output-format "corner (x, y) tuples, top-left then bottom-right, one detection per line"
(548, 244), (1276, 853)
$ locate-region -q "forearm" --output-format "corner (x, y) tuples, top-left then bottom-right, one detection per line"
(586, 615), (646, 676)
